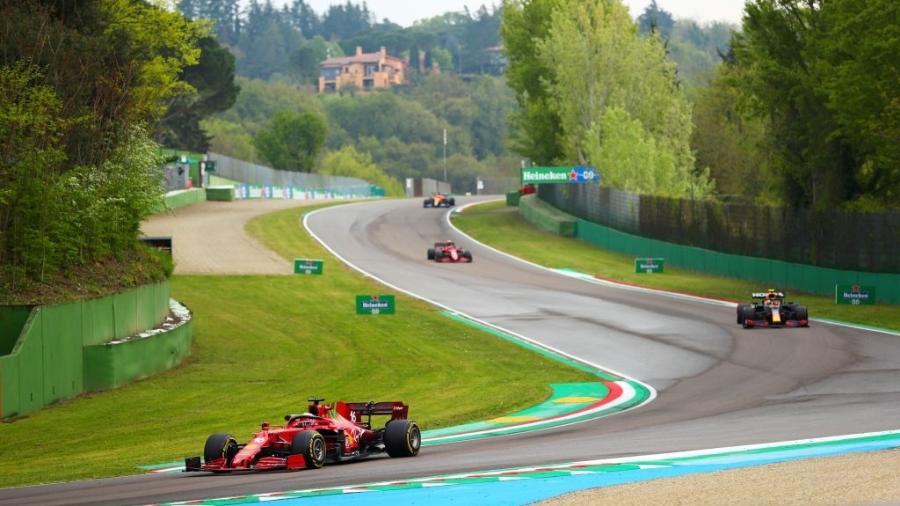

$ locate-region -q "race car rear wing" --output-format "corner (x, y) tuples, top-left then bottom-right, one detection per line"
(339, 401), (409, 421)
(752, 292), (785, 298)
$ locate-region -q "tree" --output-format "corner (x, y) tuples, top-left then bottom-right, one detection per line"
(728, 0), (900, 208)
(1, 0), (203, 293)
(317, 146), (404, 196)
(290, 36), (343, 85)
(253, 109), (327, 171)
(155, 36), (240, 152)
(637, 0), (674, 39)
(501, 0), (566, 165)
(536, 0), (710, 197)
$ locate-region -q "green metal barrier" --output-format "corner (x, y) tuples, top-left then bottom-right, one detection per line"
(0, 280), (192, 419)
(519, 195), (577, 236)
(159, 188), (206, 212)
(576, 218), (900, 303)
(506, 191), (521, 206)
(83, 318), (192, 391)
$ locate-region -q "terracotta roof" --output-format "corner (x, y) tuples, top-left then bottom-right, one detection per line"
(320, 54), (383, 66)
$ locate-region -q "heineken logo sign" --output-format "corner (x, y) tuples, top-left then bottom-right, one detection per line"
(835, 284), (875, 305)
(356, 295), (396, 314)
(294, 259), (323, 275)
(521, 166), (600, 185)
(635, 257), (665, 273)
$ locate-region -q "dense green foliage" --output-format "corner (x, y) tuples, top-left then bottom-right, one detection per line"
(177, 0), (504, 82)
(503, 0), (711, 197)
(0, 0), (206, 295)
(317, 146), (404, 196)
(155, 36), (241, 152)
(726, 0), (900, 209)
(205, 73), (520, 193)
(253, 109), (328, 172)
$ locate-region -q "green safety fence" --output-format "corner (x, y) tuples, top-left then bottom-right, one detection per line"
(157, 188), (206, 212)
(0, 281), (191, 419)
(576, 218), (900, 304)
(518, 195), (577, 236)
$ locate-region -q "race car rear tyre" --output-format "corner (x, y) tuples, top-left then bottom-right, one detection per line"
(291, 430), (327, 469)
(384, 420), (421, 457)
(740, 306), (756, 329)
(204, 433), (239, 466)
(427, 248), (435, 260)
(795, 305), (809, 324)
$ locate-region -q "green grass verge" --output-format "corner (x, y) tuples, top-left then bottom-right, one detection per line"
(0, 202), (593, 488)
(453, 201), (900, 332)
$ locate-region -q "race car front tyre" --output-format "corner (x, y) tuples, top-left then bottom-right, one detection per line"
(427, 248), (435, 260)
(204, 433), (239, 467)
(740, 306), (756, 328)
(384, 420), (421, 457)
(463, 251), (473, 262)
(448, 198), (456, 206)
(737, 304), (749, 324)
(292, 430), (327, 468)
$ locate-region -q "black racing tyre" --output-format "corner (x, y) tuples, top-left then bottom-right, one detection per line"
(736, 304), (748, 324)
(795, 305), (809, 324)
(740, 306), (755, 329)
(434, 249), (444, 261)
(463, 251), (473, 262)
(204, 433), (238, 465)
(448, 198), (456, 206)
(427, 248), (435, 260)
(384, 420), (421, 457)
(291, 430), (327, 469)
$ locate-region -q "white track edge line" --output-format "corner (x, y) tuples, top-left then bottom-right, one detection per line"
(301, 204), (658, 439)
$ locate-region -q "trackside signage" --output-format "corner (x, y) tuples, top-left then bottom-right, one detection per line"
(521, 166), (600, 185)
(635, 257), (665, 273)
(835, 284), (876, 305)
(356, 295), (395, 315)
(294, 259), (323, 275)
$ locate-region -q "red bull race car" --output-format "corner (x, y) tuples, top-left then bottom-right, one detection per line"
(736, 289), (809, 328)
(423, 193), (455, 208)
(427, 240), (473, 263)
(185, 398), (420, 473)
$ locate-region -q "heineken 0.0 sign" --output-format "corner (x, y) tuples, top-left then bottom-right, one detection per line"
(835, 284), (876, 305)
(356, 295), (395, 315)
(521, 166), (600, 185)
(635, 257), (665, 273)
(294, 259), (323, 275)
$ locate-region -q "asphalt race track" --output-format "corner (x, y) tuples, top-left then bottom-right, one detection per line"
(4, 197), (900, 506)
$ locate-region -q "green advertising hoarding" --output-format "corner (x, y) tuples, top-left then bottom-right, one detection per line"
(834, 284), (876, 305)
(356, 295), (395, 315)
(521, 166), (600, 185)
(635, 257), (665, 273)
(294, 259), (324, 275)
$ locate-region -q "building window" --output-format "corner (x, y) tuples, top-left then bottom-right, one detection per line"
(321, 67), (339, 80)
(363, 78), (374, 90)
(365, 64), (378, 76)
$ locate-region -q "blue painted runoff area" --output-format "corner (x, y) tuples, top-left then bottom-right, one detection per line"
(222, 435), (900, 506)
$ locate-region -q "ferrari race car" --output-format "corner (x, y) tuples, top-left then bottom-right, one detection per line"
(185, 398), (420, 473)
(427, 240), (473, 263)
(423, 193), (455, 208)
(736, 289), (809, 328)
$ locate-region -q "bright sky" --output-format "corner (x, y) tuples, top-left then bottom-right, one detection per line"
(299, 0), (747, 26)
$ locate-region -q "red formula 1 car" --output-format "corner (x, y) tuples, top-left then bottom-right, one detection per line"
(427, 240), (473, 263)
(184, 398), (420, 473)
(736, 289), (809, 329)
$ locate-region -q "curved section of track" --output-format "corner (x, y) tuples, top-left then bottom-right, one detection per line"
(4, 197), (900, 506)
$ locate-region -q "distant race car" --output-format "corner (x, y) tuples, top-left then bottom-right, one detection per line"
(427, 240), (473, 263)
(423, 193), (455, 208)
(185, 398), (420, 473)
(736, 289), (809, 328)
